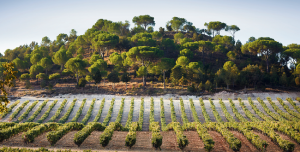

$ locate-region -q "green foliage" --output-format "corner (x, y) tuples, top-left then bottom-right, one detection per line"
(58, 99), (77, 123)
(71, 99), (86, 122)
(0, 122), (39, 142)
(115, 98), (125, 124)
(48, 99), (68, 122)
(102, 98), (115, 126)
(46, 122), (84, 145)
(136, 66), (147, 77)
(132, 15), (155, 30)
(29, 65), (43, 78)
(78, 78), (87, 88)
(99, 122), (124, 147)
(37, 100), (58, 123)
(93, 98), (106, 122)
(22, 123), (60, 143)
(138, 98), (144, 131)
(26, 100), (49, 122)
(125, 122), (139, 148)
(125, 98), (134, 129)
(168, 17), (186, 32)
(199, 98), (211, 122)
(204, 21), (227, 37)
(81, 99), (96, 124)
(17, 100), (39, 122)
(0, 100), (20, 119)
(74, 122), (105, 146)
(9, 100), (29, 120)
(179, 49), (193, 60)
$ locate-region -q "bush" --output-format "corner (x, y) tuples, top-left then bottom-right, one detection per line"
(40, 80), (47, 88)
(25, 80), (31, 89)
(78, 78), (87, 88)
(187, 84), (197, 92)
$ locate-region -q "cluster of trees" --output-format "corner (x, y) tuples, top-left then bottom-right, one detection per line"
(2, 15), (300, 91)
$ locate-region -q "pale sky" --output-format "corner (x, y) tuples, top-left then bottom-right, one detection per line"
(0, 0), (299, 54)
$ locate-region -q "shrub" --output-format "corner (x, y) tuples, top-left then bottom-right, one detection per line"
(78, 78), (87, 88)
(187, 84), (197, 92)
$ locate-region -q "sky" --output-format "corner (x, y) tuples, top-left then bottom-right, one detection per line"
(0, 0), (299, 54)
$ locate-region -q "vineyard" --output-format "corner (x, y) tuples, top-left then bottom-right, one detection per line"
(1, 97), (300, 152)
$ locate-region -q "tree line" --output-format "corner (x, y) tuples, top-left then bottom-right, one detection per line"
(2, 15), (300, 92)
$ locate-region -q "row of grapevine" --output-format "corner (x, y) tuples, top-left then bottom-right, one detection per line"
(26, 100), (49, 122)
(46, 122), (84, 145)
(58, 99), (77, 123)
(125, 98), (134, 128)
(99, 122), (123, 147)
(169, 98), (177, 122)
(115, 98), (125, 123)
(287, 98), (300, 113)
(268, 121), (300, 144)
(218, 99), (235, 122)
(228, 98), (248, 122)
(22, 123), (60, 143)
(267, 97), (298, 121)
(93, 98), (105, 122)
(189, 99), (200, 122)
(9, 100), (29, 120)
(0, 146), (91, 152)
(257, 97), (285, 121)
(160, 98), (167, 131)
(138, 98), (144, 131)
(168, 98), (189, 149)
(207, 99), (242, 151)
(0, 122), (15, 129)
(250, 122), (295, 151)
(206, 122), (241, 151)
(102, 98), (115, 126)
(0, 122), (39, 142)
(0, 100), (20, 119)
(277, 98), (300, 119)
(73, 122), (105, 146)
(81, 99), (96, 124)
(16, 100), (39, 123)
(219, 99), (268, 151)
(209, 99), (223, 122)
(70, 99), (87, 122)
(37, 100), (58, 123)
(125, 122), (139, 148)
(237, 98), (260, 122)
(99, 98), (124, 147)
(149, 97), (162, 149)
(199, 98), (211, 122)
(247, 97), (273, 121)
(225, 122), (268, 151)
(48, 99), (67, 122)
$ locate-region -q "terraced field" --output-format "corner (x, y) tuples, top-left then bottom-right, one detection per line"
(1, 96), (300, 152)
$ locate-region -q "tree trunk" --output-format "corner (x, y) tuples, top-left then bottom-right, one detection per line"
(227, 84), (229, 89)
(143, 76), (146, 86)
(103, 78), (105, 86)
(36, 78), (39, 85)
(97, 84), (98, 90)
(113, 82), (115, 89)
(126, 83), (127, 90)
(266, 57), (269, 73)
(163, 71), (166, 89)
(76, 73), (79, 87)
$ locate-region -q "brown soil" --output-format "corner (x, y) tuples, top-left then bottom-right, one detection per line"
(276, 131), (300, 152)
(131, 131), (153, 150)
(54, 131), (78, 148)
(208, 131), (233, 152)
(160, 131), (180, 151)
(105, 131), (128, 151)
(183, 131), (205, 152)
(230, 131), (258, 152)
(253, 131), (282, 152)
(79, 131), (104, 150)
(0, 132), (50, 148)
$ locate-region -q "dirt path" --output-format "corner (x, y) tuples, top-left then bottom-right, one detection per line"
(105, 131), (128, 151)
(253, 131), (282, 152)
(131, 131), (152, 150)
(54, 131), (78, 148)
(230, 130), (258, 152)
(208, 131), (233, 152)
(276, 131), (300, 152)
(183, 131), (205, 151)
(160, 131), (180, 151)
